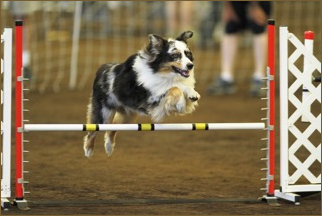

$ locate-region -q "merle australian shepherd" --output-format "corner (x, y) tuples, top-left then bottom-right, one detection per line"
(83, 31), (200, 158)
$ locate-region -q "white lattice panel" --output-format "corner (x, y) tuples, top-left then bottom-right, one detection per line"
(277, 27), (321, 205)
(287, 33), (321, 185)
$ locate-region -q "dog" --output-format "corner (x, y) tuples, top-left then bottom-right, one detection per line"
(83, 30), (200, 158)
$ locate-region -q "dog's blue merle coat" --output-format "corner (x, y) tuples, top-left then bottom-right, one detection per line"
(84, 31), (200, 158)
(91, 54), (152, 124)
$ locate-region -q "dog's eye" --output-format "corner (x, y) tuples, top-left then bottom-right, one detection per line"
(171, 53), (181, 59)
(185, 51), (193, 61)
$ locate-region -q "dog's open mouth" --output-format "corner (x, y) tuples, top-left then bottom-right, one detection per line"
(172, 66), (190, 78)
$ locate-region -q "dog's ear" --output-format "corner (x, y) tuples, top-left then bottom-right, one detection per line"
(147, 34), (166, 54)
(176, 31), (193, 43)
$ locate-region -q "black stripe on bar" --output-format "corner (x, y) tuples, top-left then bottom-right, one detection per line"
(96, 124), (100, 131)
(205, 123), (209, 130)
(192, 124), (196, 130)
(151, 124), (155, 131)
(138, 124), (142, 131)
(82, 124), (86, 131)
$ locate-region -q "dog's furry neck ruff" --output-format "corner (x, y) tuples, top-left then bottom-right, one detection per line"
(133, 53), (177, 97)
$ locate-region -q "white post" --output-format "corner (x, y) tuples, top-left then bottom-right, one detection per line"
(279, 26), (289, 192)
(301, 31), (314, 122)
(1, 28), (12, 209)
(69, 1), (82, 90)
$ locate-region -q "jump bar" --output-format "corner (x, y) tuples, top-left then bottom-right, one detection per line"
(24, 123), (265, 132)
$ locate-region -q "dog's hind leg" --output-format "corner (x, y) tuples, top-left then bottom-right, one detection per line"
(104, 111), (136, 157)
(83, 102), (97, 158)
(83, 102), (115, 158)
(83, 131), (98, 158)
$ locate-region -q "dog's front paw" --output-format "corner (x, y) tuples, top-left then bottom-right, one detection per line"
(176, 96), (186, 113)
(187, 90), (200, 102)
(189, 96), (199, 102)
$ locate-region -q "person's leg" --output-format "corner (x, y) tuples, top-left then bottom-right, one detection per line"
(207, 31), (239, 95)
(249, 32), (267, 97)
(208, 2), (246, 95)
(179, 2), (194, 31)
(220, 34), (238, 82)
(252, 32), (267, 80)
(248, 2), (271, 96)
(165, 2), (177, 36)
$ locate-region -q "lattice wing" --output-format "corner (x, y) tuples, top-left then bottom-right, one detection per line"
(287, 33), (321, 185)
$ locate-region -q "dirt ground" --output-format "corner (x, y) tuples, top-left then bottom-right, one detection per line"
(2, 75), (321, 215)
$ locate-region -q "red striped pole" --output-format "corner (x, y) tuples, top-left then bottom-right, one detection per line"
(267, 19), (275, 196)
(15, 20), (24, 200)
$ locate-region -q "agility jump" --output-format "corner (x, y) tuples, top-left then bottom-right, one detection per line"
(1, 19), (320, 209)
(1, 20), (275, 210)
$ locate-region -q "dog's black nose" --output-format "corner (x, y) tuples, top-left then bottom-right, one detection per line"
(187, 64), (194, 70)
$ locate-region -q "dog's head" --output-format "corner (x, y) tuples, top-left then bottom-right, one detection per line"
(142, 31), (194, 78)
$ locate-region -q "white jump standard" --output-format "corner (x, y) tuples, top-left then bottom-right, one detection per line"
(1, 27), (13, 210)
(275, 26), (321, 204)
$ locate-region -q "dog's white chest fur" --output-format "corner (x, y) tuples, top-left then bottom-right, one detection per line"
(133, 55), (198, 122)
(133, 56), (196, 97)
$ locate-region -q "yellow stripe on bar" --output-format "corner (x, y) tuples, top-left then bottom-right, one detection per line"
(140, 124), (154, 131)
(193, 123), (209, 130)
(85, 124), (98, 131)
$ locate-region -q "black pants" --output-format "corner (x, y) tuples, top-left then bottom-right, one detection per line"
(225, 1), (272, 34)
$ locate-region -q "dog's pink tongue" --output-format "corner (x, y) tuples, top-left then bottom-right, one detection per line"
(182, 70), (189, 77)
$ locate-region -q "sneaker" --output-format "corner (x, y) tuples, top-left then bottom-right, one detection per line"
(23, 66), (32, 80)
(249, 78), (266, 97)
(208, 77), (236, 95)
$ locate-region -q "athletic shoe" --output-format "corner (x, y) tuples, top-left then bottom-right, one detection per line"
(207, 77), (236, 95)
(23, 66), (32, 79)
(249, 78), (266, 97)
